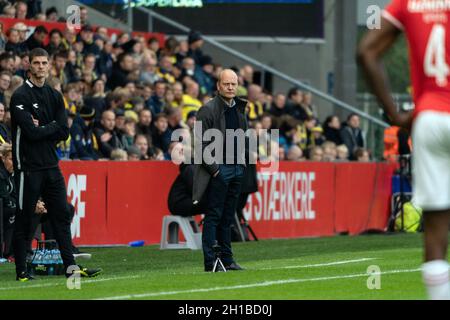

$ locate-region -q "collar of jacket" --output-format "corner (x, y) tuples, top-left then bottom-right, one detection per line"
(217, 95), (247, 114)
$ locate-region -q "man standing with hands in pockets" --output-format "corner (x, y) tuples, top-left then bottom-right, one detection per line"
(193, 69), (248, 272)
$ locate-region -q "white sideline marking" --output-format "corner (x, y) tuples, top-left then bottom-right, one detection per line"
(96, 268), (421, 300)
(0, 258), (375, 291)
(0, 275), (140, 291)
(258, 258), (376, 270)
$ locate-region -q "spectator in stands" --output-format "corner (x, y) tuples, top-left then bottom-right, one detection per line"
(336, 144), (349, 161)
(195, 55), (215, 96)
(340, 113), (364, 160)
(308, 146), (324, 162)
(139, 51), (159, 84)
(0, 22), (5, 51)
(185, 110), (197, 140)
(151, 113), (171, 153)
(80, 6), (89, 26)
(110, 148), (127, 161)
(134, 134), (152, 160)
(286, 87), (311, 122)
(49, 50), (68, 85)
(94, 110), (123, 159)
(79, 24), (100, 56)
(147, 37), (160, 54)
(323, 115), (342, 145)
(187, 30), (204, 66)
(34, 12), (45, 21)
(107, 52), (134, 90)
(355, 148), (371, 163)
(70, 106), (99, 160)
(126, 145), (141, 161)
(302, 92), (318, 118)
(121, 116), (137, 149)
(0, 143), (15, 259)
(279, 116), (299, 152)
(182, 80), (202, 121)
(0, 102), (10, 143)
(3, 75), (22, 109)
(62, 26), (76, 51)
(12, 22), (28, 43)
(157, 54), (175, 84)
(287, 145), (304, 161)
(310, 125), (325, 147)
(147, 80), (166, 115)
(15, 1), (27, 20)
(0, 52), (15, 74)
(165, 106), (184, 132)
(82, 53), (98, 83)
(5, 29), (23, 55)
(45, 6), (58, 22)
(158, 36), (180, 64)
(136, 108), (152, 138)
(24, 25), (48, 51)
(97, 40), (113, 80)
(240, 65), (254, 87)
(0, 70), (11, 105)
(247, 84), (264, 121)
(322, 141), (337, 162)
(269, 93), (287, 118)
(170, 81), (184, 108)
(45, 29), (65, 56)
(181, 56), (196, 79)
(260, 113), (272, 130)
(2, 4), (15, 18)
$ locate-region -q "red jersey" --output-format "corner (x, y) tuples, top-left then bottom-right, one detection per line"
(383, 0), (450, 116)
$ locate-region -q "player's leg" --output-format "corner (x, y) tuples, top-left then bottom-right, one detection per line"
(422, 211), (450, 300)
(412, 111), (450, 300)
(13, 171), (43, 280)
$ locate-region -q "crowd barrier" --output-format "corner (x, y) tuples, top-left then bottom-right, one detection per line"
(0, 17), (165, 46)
(59, 161), (396, 246)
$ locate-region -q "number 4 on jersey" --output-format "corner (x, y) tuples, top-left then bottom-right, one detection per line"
(424, 24), (450, 87)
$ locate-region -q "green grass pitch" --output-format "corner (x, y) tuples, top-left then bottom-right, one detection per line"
(0, 233), (442, 300)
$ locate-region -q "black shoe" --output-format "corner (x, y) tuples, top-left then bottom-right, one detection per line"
(16, 272), (35, 282)
(204, 265), (214, 272)
(66, 265), (102, 278)
(225, 262), (244, 271)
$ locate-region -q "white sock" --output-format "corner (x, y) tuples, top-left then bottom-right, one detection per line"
(422, 260), (450, 300)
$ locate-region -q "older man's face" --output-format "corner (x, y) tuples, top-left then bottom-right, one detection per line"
(217, 70), (238, 100)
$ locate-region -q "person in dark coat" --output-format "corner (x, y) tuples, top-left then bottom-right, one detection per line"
(340, 113), (364, 160)
(323, 115), (342, 145)
(0, 143), (16, 259)
(168, 163), (207, 217)
(193, 69), (248, 272)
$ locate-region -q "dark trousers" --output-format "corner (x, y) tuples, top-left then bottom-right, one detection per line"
(13, 167), (75, 275)
(202, 164), (244, 267)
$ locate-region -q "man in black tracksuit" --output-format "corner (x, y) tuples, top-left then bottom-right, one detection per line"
(10, 48), (101, 281)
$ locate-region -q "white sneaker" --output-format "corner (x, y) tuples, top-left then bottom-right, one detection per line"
(73, 253), (92, 259)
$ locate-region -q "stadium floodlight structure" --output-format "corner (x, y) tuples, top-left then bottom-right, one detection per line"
(137, 6), (390, 129)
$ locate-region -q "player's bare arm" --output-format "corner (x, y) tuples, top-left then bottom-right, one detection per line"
(357, 17), (412, 129)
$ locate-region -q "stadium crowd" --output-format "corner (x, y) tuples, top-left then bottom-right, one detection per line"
(0, 1), (372, 163)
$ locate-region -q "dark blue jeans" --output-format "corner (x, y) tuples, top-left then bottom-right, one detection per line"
(203, 164), (244, 267)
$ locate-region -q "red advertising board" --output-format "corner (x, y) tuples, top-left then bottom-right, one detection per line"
(59, 161), (395, 246)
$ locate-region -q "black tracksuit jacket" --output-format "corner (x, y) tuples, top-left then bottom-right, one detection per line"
(10, 79), (69, 172)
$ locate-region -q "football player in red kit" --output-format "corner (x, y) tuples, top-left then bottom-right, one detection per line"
(358, 0), (450, 299)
